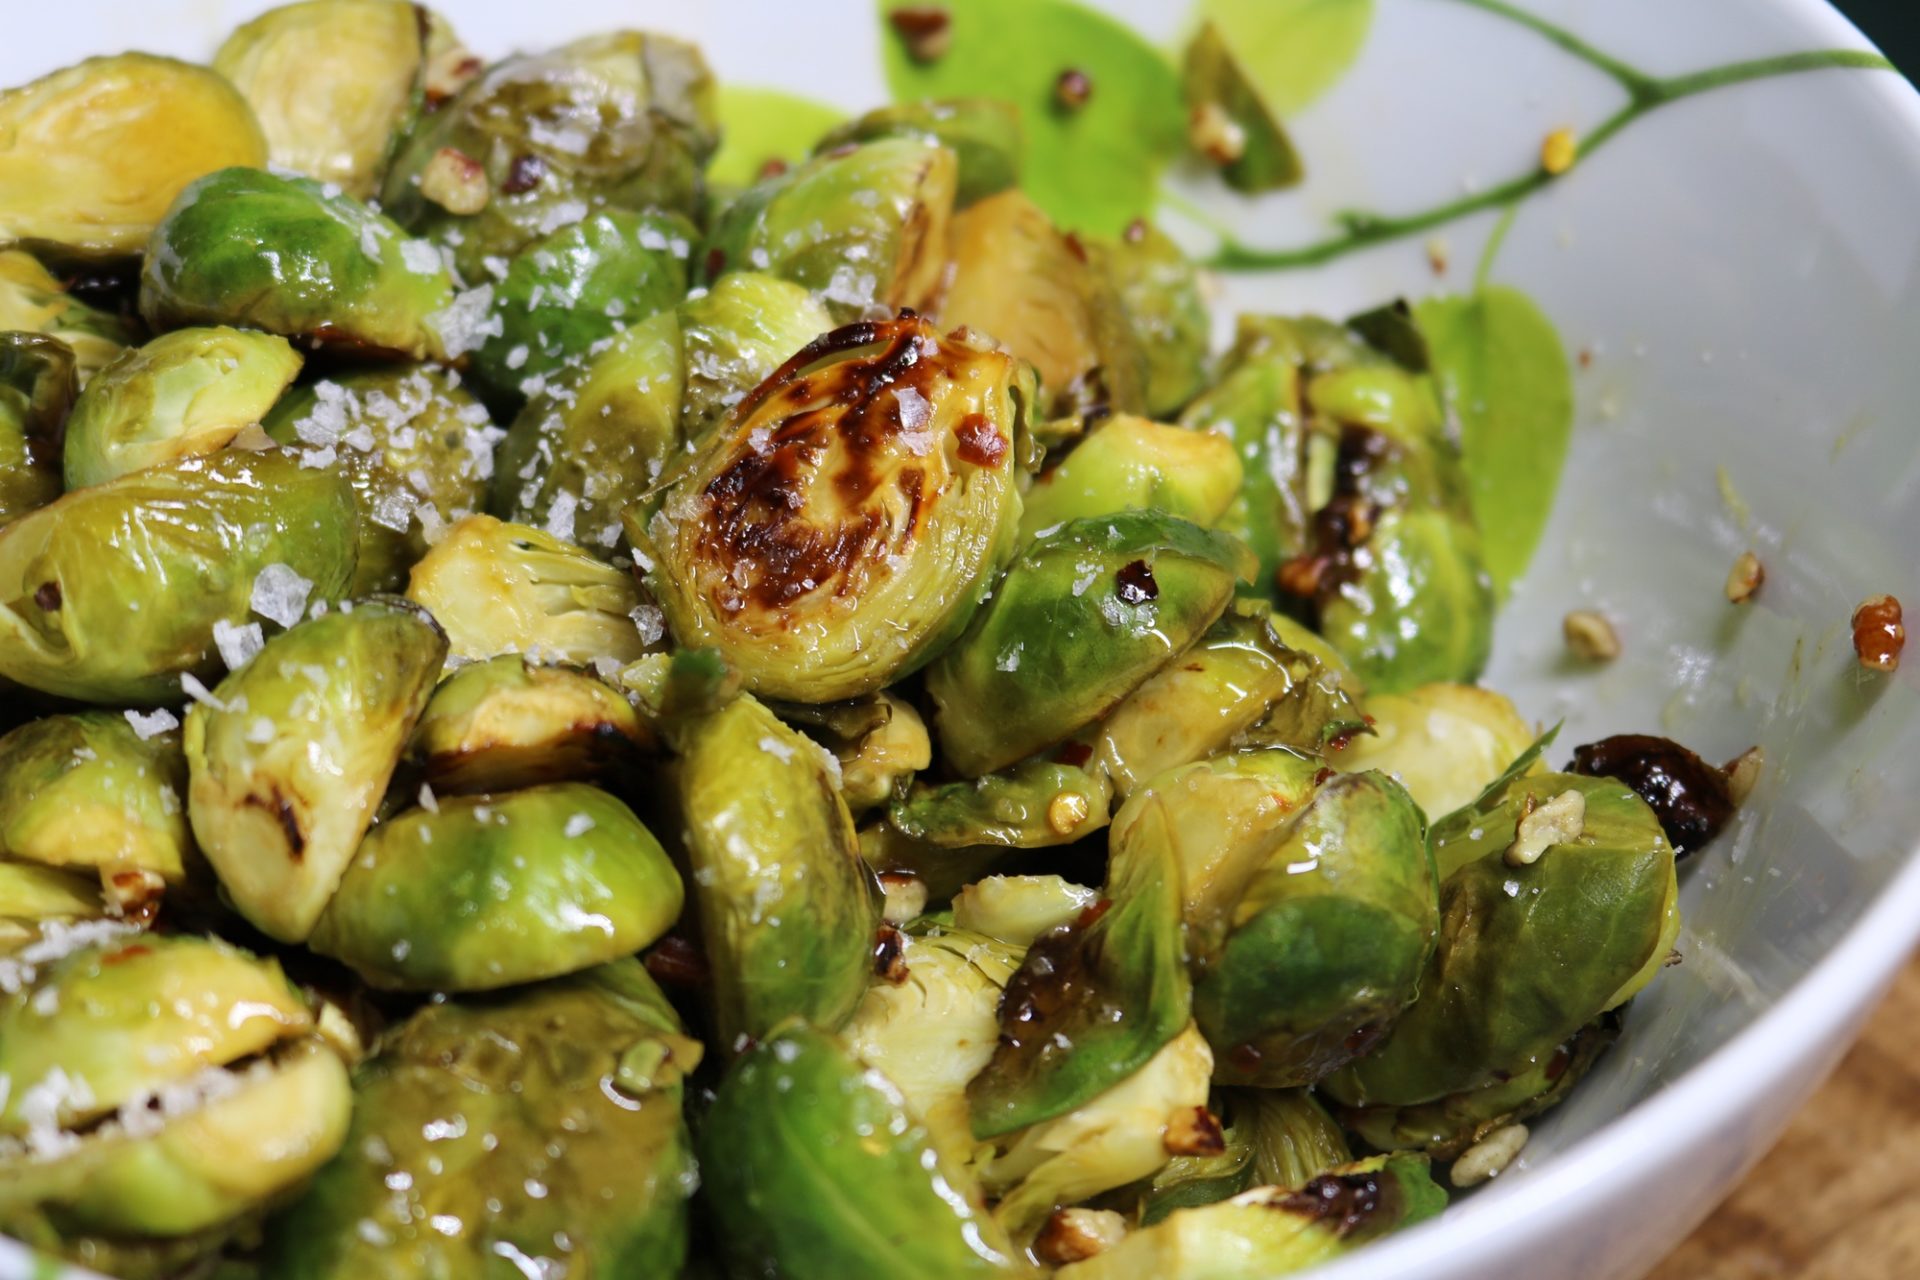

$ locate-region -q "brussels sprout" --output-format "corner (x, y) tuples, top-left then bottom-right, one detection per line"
(212, 0), (444, 198)
(941, 189), (1146, 416)
(1183, 21), (1303, 194)
(141, 167), (456, 360)
(266, 961), (702, 1280)
(776, 691), (930, 812)
(405, 513), (655, 667)
(636, 315), (1026, 703)
(702, 137), (955, 322)
(814, 99), (1021, 207)
(0, 448), (358, 705)
(495, 272), (831, 549)
(380, 33), (719, 279)
(927, 511), (1253, 778)
(0, 332), (72, 526)
(0, 251), (138, 384)
(1335, 682), (1536, 821)
(1088, 223), (1212, 418)
(890, 757), (1112, 849)
(951, 874), (1100, 947)
(1326, 772), (1678, 1107)
(61, 327), (301, 489)
(1136, 1087), (1352, 1224)
(699, 1021), (1022, 1278)
(0, 711), (190, 905)
(468, 208), (694, 405)
(673, 693), (878, 1047)
(185, 597), (445, 943)
(1055, 1156), (1446, 1279)
(409, 654), (650, 793)
(1019, 415), (1243, 540)
(263, 364), (500, 594)
(857, 822), (1018, 908)
(0, 865), (106, 952)
(0, 55), (266, 260)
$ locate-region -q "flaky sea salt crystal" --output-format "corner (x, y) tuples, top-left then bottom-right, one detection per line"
(124, 708), (179, 740)
(212, 619), (265, 671)
(251, 564), (314, 628)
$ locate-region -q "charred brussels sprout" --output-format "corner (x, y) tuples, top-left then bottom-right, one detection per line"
(313, 783), (682, 990)
(405, 513), (654, 667)
(942, 189), (1146, 417)
(1019, 415), (1243, 540)
(1088, 222), (1212, 418)
(0, 332), (72, 526)
(263, 364), (500, 594)
(637, 315), (1025, 703)
(380, 33), (719, 278)
(212, 0), (447, 199)
(185, 597), (446, 943)
(0, 252), (138, 386)
(267, 962), (702, 1280)
(0, 55), (266, 260)
(672, 693), (878, 1047)
(61, 327), (302, 489)
(141, 167), (456, 360)
(702, 137), (956, 322)
(700, 1021), (1022, 1278)
(1336, 682), (1537, 821)
(0, 448), (358, 705)
(814, 99), (1021, 207)
(927, 511), (1253, 778)
(409, 654), (650, 793)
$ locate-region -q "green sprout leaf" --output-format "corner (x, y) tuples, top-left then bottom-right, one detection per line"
(1198, 0), (1374, 117)
(709, 87), (846, 189)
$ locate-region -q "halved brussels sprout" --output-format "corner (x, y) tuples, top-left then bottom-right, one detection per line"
(1335, 682), (1536, 821)
(927, 511), (1253, 778)
(1019, 415), (1243, 540)
(1326, 771), (1677, 1107)
(814, 99), (1021, 207)
(1088, 222), (1212, 418)
(1183, 21), (1304, 194)
(0, 864), (107, 954)
(380, 33), (719, 279)
(405, 513), (655, 667)
(700, 1021), (1022, 1278)
(0, 448), (358, 705)
(0, 54), (266, 259)
(469, 207), (694, 406)
(495, 271), (832, 550)
(141, 167), (456, 360)
(61, 327), (301, 489)
(774, 691), (931, 812)
(213, 0), (441, 198)
(673, 693), (878, 1047)
(889, 758), (1112, 849)
(951, 874), (1100, 947)
(409, 654), (650, 793)
(941, 189), (1146, 416)
(702, 137), (955, 322)
(266, 961), (703, 1279)
(262, 364), (500, 594)
(636, 315), (1026, 703)
(185, 597), (446, 943)
(0, 332), (72, 526)
(1055, 1156), (1447, 1279)
(312, 782), (681, 990)
(0, 251), (138, 384)
(1132, 1089), (1348, 1221)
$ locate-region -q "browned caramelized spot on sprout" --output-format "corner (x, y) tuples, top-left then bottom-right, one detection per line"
(1114, 559), (1158, 605)
(1163, 1105), (1227, 1156)
(954, 412), (1006, 467)
(243, 789), (307, 861)
(1275, 1166), (1401, 1240)
(873, 923), (910, 984)
(500, 153), (547, 194)
(1568, 733), (1733, 858)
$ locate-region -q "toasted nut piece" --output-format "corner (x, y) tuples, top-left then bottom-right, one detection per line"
(419, 146), (488, 215)
(1563, 609), (1621, 662)
(1541, 127), (1578, 175)
(1047, 789), (1092, 836)
(1426, 236), (1451, 275)
(1188, 101), (1247, 166)
(1054, 68), (1093, 111)
(887, 7), (952, 63)
(1505, 789), (1586, 867)
(1452, 1122), (1529, 1187)
(1725, 550), (1764, 604)
(1851, 594), (1904, 672)
(877, 871), (928, 925)
(1035, 1208), (1130, 1266)
(1723, 745), (1764, 807)
(1163, 1104), (1227, 1157)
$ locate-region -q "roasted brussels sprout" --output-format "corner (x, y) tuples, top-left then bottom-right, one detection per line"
(951, 874), (1100, 947)
(263, 364), (500, 594)
(890, 757), (1112, 850)
(927, 511), (1253, 778)
(141, 167), (457, 360)
(212, 0), (447, 198)
(380, 33), (719, 278)
(775, 691), (930, 812)
(0, 55), (266, 260)
(313, 782), (682, 990)
(636, 315), (1026, 703)
(1183, 21), (1304, 194)
(1121, 1087), (1353, 1226)
(1088, 222), (1212, 419)
(1336, 682), (1536, 820)
(672, 693), (878, 1047)
(0, 865), (107, 954)
(702, 137), (956, 322)
(405, 513), (656, 667)
(61, 327), (301, 489)
(0, 251), (138, 384)
(1018, 415), (1243, 540)
(814, 99), (1021, 207)
(409, 654), (650, 793)
(941, 189), (1146, 416)
(0, 448), (358, 704)
(700, 1021), (1022, 1278)
(185, 597), (446, 943)
(495, 271), (832, 549)
(267, 961), (702, 1279)
(0, 332), (72, 526)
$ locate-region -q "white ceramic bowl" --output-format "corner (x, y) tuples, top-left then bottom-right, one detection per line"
(5, 3), (1920, 1278)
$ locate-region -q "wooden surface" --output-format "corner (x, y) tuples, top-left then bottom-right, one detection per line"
(1646, 957), (1920, 1280)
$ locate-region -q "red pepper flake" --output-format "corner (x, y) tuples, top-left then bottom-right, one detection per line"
(500, 153), (546, 195)
(703, 245), (727, 282)
(644, 935), (710, 989)
(32, 581), (59, 610)
(1114, 559), (1158, 605)
(1123, 218), (1148, 244)
(756, 157), (790, 181)
(1054, 67), (1093, 111)
(1852, 594), (1905, 671)
(954, 413), (1007, 467)
(873, 924), (910, 984)
(1056, 740), (1094, 768)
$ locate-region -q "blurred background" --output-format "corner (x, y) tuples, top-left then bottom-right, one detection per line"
(1837, 0), (1913, 77)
